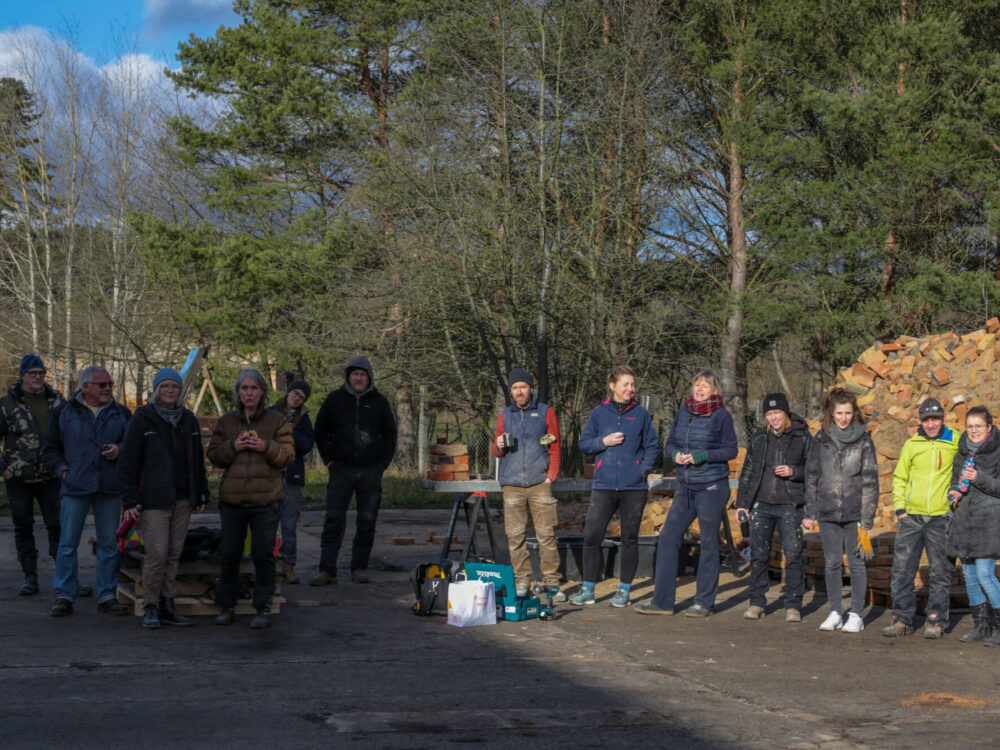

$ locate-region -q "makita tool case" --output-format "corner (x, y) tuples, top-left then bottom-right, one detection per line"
(464, 562), (540, 621)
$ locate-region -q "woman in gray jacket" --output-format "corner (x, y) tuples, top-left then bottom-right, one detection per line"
(803, 388), (878, 634)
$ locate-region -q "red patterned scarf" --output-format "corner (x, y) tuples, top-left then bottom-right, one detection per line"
(684, 393), (724, 416)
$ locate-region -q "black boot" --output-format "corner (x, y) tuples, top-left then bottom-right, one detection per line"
(985, 608), (1000, 647)
(143, 604), (162, 629)
(18, 557), (39, 596)
(959, 602), (992, 643)
(158, 598), (194, 627)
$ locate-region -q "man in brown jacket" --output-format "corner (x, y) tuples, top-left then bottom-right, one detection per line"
(207, 369), (294, 629)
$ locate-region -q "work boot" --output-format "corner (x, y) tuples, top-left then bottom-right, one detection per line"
(215, 607), (235, 626)
(98, 599), (131, 616)
(785, 609), (802, 623)
(159, 598), (193, 627)
(281, 561), (299, 584)
(958, 603), (992, 643)
(143, 604), (162, 629)
(50, 598), (73, 617)
(881, 616), (914, 638)
(19, 557), (39, 596)
(250, 601), (271, 629)
(309, 571), (336, 586)
(351, 569), (370, 584)
(922, 611), (944, 640)
(743, 605), (765, 620)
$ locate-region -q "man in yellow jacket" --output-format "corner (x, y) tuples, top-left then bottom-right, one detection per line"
(882, 398), (960, 639)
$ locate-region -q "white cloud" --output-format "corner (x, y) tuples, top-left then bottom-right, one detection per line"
(144, 0), (237, 35)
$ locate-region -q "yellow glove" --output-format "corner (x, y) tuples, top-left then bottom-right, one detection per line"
(857, 527), (873, 561)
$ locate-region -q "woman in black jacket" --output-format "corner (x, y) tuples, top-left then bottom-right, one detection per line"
(735, 393), (811, 623)
(803, 388), (877, 634)
(946, 406), (1000, 645)
(118, 368), (209, 629)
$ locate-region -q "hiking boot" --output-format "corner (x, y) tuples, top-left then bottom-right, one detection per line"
(215, 607), (235, 626)
(18, 574), (39, 596)
(281, 562), (299, 584)
(98, 599), (131, 616)
(159, 598), (193, 627)
(77, 585), (93, 597)
(922, 612), (944, 640)
(633, 601), (673, 615)
(609, 587), (631, 608)
(881, 617), (914, 638)
(350, 569), (370, 584)
(818, 611), (843, 631)
(50, 598), (73, 617)
(516, 583), (530, 598)
(569, 590), (595, 606)
(958, 603), (992, 643)
(685, 604), (711, 618)
(743, 605), (765, 620)
(143, 604), (162, 630)
(250, 612), (271, 629)
(309, 571), (336, 587)
(841, 612), (865, 633)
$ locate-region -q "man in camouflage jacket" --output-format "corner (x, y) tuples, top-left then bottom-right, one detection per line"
(0, 355), (66, 595)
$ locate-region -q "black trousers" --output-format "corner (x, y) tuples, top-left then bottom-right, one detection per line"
(6, 477), (61, 569)
(582, 489), (647, 584)
(319, 463), (383, 574)
(215, 502), (280, 611)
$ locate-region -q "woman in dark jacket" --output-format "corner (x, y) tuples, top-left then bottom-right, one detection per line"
(269, 380), (314, 584)
(206, 370), (294, 629)
(118, 367), (209, 629)
(946, 406), (1000, 645)
(571, 366), (659, 608)
(804, 388), (877, 634)
(635, 370), (738, 617)
(735, 392), (811, 623)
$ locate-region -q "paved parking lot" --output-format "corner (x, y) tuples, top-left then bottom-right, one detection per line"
(2, 508), (998, 748)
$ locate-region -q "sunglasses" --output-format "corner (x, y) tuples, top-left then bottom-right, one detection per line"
(86, 381), (114, 389)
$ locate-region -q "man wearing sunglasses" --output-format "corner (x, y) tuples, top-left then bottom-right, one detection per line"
(43, 366), (132, 617)
(0, 354), (66, 595)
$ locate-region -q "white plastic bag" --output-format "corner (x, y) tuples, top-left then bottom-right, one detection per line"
(446, 580), (496, 627)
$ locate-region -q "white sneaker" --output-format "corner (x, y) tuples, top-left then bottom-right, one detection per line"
(841, 612), (864, 633)
(818, 611), (843, 631)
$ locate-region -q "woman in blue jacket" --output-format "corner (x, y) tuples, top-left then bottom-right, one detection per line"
(635, 371), (737, 617)
(570, 366), (658, 608)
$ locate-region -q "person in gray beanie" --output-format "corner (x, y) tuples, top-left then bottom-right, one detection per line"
(311, 356), (397, 586)
(118, 367), (209, 629)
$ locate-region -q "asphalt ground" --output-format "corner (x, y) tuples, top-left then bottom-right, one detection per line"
(2, 506), (999, 749)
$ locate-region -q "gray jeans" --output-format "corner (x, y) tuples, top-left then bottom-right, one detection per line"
(279, 483), (303, 565)
(819, 521), (867, 615)
(890, 513), (950, 624)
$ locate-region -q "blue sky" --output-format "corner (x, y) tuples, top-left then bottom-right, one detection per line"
(0, 0), (240, 67)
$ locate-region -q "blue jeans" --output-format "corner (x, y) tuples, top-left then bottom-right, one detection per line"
(53, 493), (121, 603)
(652, 482), (729, 610)
(963, 558), (1000, 608)
(279, 482), (303, 565)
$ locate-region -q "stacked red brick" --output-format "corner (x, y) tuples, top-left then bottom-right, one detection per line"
(426, 441), (471, 481)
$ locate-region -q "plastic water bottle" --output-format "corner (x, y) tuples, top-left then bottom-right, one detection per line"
(957, 457), (975, 493)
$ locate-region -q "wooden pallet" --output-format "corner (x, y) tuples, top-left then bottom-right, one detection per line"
(116, 581), (284, 616)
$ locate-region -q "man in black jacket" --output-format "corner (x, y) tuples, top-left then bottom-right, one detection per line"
(310, 357), (397, 585)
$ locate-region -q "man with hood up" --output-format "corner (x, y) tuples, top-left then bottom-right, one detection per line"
(310, 357), (397, 586)
(735, 392), (811, 623)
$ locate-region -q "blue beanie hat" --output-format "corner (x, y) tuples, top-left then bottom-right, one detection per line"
(153, 367), (183, 391)
(20, 354), (45, 376)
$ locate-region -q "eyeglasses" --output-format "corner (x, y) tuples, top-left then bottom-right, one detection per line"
(24, 370), (45, 377)
(86, 381), (114, 389)
(966, 424), (989, 431)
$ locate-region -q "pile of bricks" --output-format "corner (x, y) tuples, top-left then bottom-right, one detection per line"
(829, 318), (1000, 528)
(425, 441), (471, 481)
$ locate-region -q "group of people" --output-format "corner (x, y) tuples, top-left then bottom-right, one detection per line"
(1, 354), (397, 629)
(493, 366), (1000, 643)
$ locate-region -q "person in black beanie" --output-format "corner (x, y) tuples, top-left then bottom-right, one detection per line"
(735, 392), (811, 623)
(269, 380), (314, 584)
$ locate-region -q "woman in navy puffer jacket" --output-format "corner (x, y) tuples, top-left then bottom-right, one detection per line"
(635, 371), (737, 617)
(570, 366), (659, 609)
